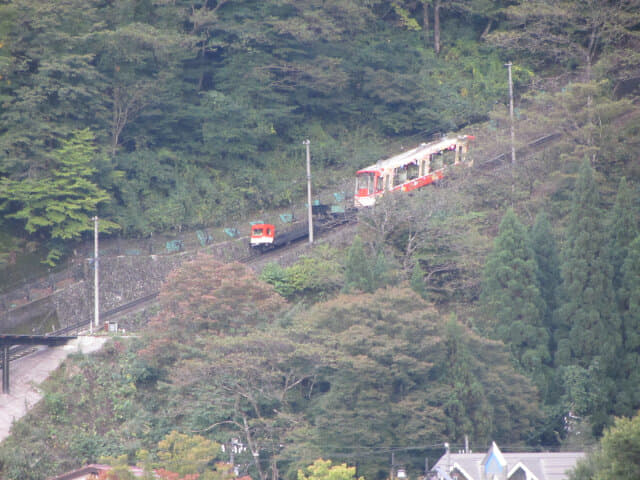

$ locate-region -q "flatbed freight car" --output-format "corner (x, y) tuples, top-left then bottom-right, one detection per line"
(249, 204), (355, 252)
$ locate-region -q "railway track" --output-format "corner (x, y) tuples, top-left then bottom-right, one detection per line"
(3, 129), (563, 369)
(3, 210), (359, 368)
(478, 132), (562, 168)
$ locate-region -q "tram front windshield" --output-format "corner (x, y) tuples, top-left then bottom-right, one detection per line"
(356, 172), (376, 195)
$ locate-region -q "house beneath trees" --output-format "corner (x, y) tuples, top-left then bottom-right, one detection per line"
(430, 442), (584, 480)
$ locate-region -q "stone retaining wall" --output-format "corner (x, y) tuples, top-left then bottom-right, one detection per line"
(0, 225), (353, 333)
(0, 237), (253, 332)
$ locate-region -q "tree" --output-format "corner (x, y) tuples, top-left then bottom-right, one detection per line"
(568, 411), (640, 480)
(610, 178), (638, 296)
(286, 287), (540, 479)
(616, 236), (640, 416)
(410, 262), (427, 299)
(155, 431), (221, 477)
(165, 330), (322, 480)
(298, 459), (362, 480)
(487, 0), (640, 78)
(481, 208), (549, 376)
(555, 161), (621, 433)
(0, 128), (117, 264)
(530, 212), (560, 329)
(141, 255), (311, 480)
(343, 235), (375, 293)
(260, 246), (343, 302)
(143, 257), (287, 358)
(555, 161), (620, 369)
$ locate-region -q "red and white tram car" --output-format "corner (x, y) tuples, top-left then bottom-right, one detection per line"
(354, 135), (474, 208)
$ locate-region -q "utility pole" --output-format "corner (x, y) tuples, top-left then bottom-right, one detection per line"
(390, 452), (395, 480)
(93, 216), (99, 334)
(505, 62), (516, 165)
(445, 443), (450, 474)
(303, 139), (314, 243)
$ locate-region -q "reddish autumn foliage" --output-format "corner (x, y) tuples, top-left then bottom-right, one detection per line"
(155, 468), (200, 480)
(140, 255), (287, 363)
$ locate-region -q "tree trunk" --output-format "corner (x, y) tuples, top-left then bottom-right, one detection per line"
(481, 19), (493, 39)
(422, 1), (430, 49)
(434, 0), (441, 55)
(585, 25), (599, 82)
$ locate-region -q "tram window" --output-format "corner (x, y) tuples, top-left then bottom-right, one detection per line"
(356, 172), (376, 195)
(375, 176), (384, 192)
(394, 166), (408, 185)
(253, 228), (263, 236)
(431, 152), (443, 170)
(443, 148), (456, 166)
(407, 162), (419, 180)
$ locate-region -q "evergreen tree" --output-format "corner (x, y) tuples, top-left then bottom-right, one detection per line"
(344, 235), (374, 293)
(410, 261), (427, 299)
(481, 208), (549, 376)
(610, 178), (638, 297)
(530, 212), (561, 330)
(555, 161), (620, 368)
(555, 161), (621, 432)
(616, 236), (640, 416)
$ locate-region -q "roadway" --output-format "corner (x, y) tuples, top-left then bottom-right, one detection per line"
(0, 336), (108, 442)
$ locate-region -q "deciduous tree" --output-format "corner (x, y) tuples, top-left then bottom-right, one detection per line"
(568, 411), (640, 480)
(298, 459), (362, 480)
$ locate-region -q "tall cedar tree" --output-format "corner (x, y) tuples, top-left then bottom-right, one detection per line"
(610, 178), (639, 298)
(481, 208), (549, 376)
(616, 236), (640, 416)
(555, 161), (620, 368)
(530, 212), (560, 331)
(555, 161), (621, 432)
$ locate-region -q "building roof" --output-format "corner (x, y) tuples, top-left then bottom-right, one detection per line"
(46, 464), (111, 480)
(432, 444), (585, 480)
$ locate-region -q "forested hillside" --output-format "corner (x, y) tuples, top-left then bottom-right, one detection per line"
(1, 1), (640, 479)
(0, 0), (533, 264)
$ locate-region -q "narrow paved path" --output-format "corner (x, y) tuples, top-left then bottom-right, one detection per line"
(0, 336), (108, 442)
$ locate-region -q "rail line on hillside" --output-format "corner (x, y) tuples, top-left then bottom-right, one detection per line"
(3, 129), (563, 368)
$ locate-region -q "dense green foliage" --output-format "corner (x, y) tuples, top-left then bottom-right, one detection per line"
(568, 411), (640, 480)
(297, 459), (362, 480)
(0, 258), (541, 480)
(481, 208), (549, 377)
(0, 129), (118, 264)
(0, 0), (526, 262)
